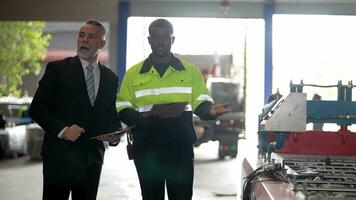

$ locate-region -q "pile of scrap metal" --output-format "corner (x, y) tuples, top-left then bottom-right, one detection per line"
(243, 81), (356, 200)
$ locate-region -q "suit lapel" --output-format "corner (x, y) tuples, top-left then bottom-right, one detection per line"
(70, 56), (93, 109)
(94, 63), (106, 107)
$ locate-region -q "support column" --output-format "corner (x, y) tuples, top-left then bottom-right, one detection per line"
(117, 1), (129, 87)
(264, 1), (274, 103)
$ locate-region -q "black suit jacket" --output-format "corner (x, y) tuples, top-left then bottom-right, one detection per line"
(30, 56), (119, 173)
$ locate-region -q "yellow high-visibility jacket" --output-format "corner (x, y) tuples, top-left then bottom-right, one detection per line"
(116, 55), (214, 159)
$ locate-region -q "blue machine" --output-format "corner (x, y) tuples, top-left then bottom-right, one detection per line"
(258, 80), (356, 160)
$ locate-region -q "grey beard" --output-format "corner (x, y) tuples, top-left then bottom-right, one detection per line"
(78, 49), (91, 59)
(77, 49), (100, 60)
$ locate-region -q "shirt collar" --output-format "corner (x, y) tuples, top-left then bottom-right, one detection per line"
(140, 54), (185, 74)
(79, 57), (99, 70)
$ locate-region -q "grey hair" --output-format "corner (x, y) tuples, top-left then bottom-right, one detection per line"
(85, 19), (106, 38)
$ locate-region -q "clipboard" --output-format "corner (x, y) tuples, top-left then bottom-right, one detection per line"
(150, 102), (188, 119)
(90, 126), (134, 140)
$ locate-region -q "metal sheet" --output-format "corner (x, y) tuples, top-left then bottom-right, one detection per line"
(261, 93), (306, 132)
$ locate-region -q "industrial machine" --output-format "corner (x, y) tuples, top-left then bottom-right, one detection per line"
(242, 81), (356, 200)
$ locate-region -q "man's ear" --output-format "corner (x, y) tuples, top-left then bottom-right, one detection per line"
(100, 40), (106, 49)
(171, 36), (175, 44)
(147, 36), (153, 45)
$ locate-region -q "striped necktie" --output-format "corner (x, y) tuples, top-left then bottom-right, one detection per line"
(86, 64), (95, 106)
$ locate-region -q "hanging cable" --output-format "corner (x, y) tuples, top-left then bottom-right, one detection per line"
(242, 163), (289, 200)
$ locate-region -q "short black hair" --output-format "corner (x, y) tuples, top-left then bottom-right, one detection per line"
(85, 19), (106, 38)
(312, 93), (321, 100)
(149, 18), (174, 35)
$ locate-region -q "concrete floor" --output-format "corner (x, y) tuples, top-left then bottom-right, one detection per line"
(0, 141), (240, 200)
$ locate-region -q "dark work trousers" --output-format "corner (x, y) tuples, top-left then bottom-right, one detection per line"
(134, 151), (194, 200)
(42, 161), (102, 200)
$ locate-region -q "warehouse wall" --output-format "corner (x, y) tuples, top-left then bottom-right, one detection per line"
(2, 0), (356, 77)
(2, 0), (356, 22)
(0, 0), (264, 21)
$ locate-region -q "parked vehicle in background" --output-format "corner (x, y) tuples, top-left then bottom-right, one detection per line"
(0, 96), (32, 126)
(0, 125), (28, 159)
(0, 96), (32, 159)
(194, 77), (245, 159)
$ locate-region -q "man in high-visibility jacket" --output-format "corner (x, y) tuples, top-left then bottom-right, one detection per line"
(116, 18), (231, 200)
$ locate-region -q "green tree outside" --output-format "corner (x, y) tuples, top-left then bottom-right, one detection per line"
(0, 21), (51, 97)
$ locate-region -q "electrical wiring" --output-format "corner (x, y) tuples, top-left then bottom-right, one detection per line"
(242, 163), (289, 200)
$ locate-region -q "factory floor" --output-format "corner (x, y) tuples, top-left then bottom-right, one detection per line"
(0, 140), (246, 200)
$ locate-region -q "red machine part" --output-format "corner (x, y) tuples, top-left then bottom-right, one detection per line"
(276, 125), (356, 156)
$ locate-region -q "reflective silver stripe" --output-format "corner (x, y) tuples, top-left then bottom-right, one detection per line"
(184, 104), (192, 111)
(116, 101), (132, 108)
(135, 87), (192, 98)
(197, 94), (214, 102)
(137, 104), (192, 113)
(137, 105), (153, 112)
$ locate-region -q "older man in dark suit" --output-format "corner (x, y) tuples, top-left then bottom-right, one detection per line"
(30, 20), (119, 200)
